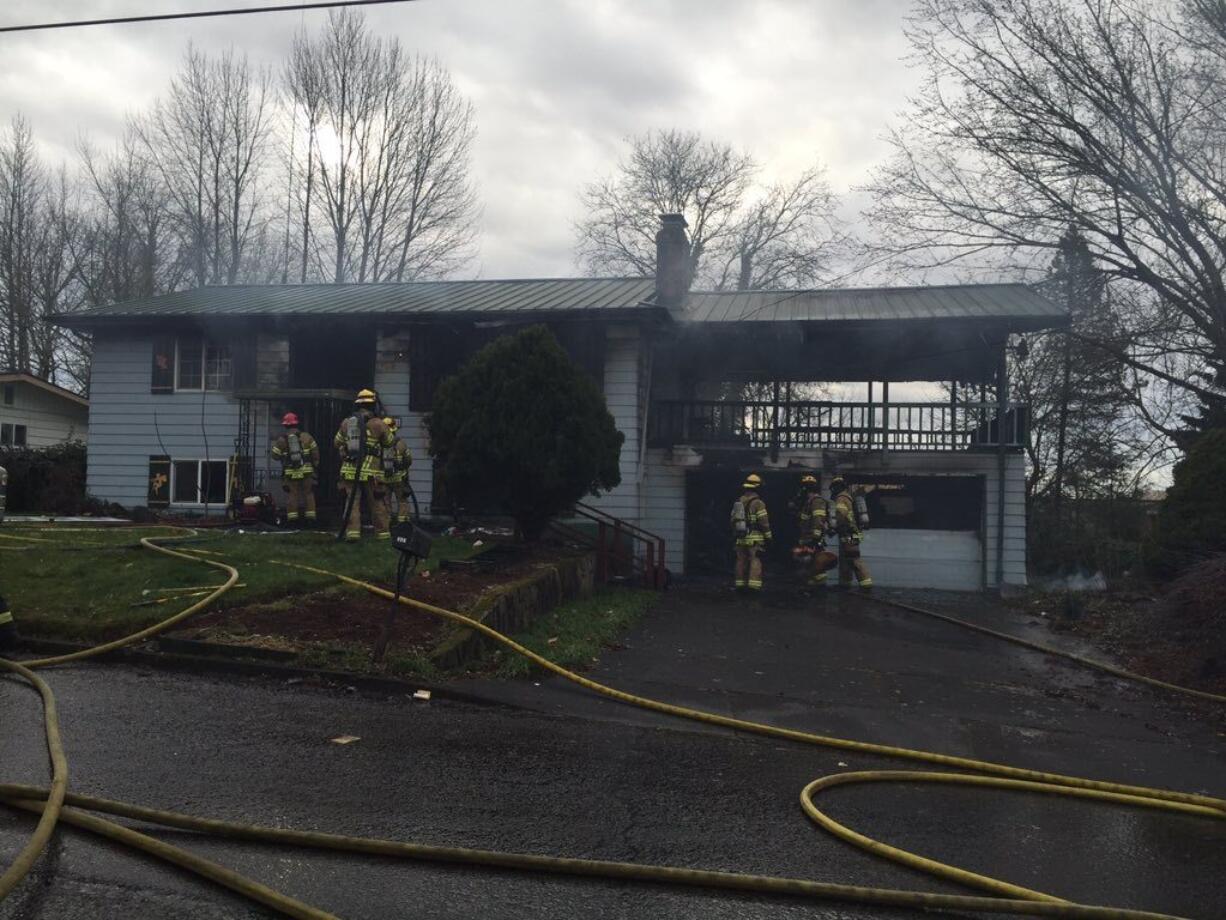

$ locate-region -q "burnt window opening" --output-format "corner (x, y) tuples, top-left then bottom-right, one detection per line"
(289, 322), (376, 392)
(847, 474), (982, 532)
(409, 321), (606, 412)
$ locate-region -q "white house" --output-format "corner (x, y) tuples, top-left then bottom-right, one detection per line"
(54, 217), (1065, 590)
(0, 372), (89, 448)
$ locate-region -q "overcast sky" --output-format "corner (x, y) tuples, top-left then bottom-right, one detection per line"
(0, 0), (917, 279)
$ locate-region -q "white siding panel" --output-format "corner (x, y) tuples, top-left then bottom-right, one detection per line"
(0, 382), (88, 447)
(640, 448), (687, 574)
(585, 325), (641, 524)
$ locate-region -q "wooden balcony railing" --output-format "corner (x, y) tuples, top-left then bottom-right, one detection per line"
(648, 400), (1028, 452)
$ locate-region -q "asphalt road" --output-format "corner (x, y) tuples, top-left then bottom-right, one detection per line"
(2, 584), (1225, 919)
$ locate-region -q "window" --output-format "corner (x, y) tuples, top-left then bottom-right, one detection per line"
(1, 425), (27, 447)
(2, 383), (13, 406)
(154, 335), (232, 393)
(171, 459), (229, 505)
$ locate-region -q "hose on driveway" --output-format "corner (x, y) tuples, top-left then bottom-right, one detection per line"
(0, 532), (1222, 919)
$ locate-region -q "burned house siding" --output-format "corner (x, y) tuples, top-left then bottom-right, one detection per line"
(373, 327), (433, 512)
(86, 329), (239, 509)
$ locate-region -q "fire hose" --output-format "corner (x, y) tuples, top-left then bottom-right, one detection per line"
(1, 530), (1224, 919)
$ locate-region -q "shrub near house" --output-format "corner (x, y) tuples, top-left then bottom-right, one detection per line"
(427, 325), (624, 541)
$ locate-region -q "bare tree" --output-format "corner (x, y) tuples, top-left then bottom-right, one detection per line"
(0, 116), (82, 382)
(78, 128), (180, 308)
(283, 10), (478, 283)
(714, 166), (846, 290)
(863, 0), (1226, 429)
(137, 46), (273, 287)
(576, 130), (845, 290)
(576, 129), (755, 283)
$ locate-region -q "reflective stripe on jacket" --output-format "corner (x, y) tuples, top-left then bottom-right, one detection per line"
(272, 431), (320, 479)
(833, 491), (861, 542)
(798, 493), (827, 541)
(334, 413), (393, 482)
(736, 491), (772, 545)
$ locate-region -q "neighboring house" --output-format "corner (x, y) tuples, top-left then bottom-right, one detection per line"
(54, 216), (1066, 590)
(0, 372), (89, 448)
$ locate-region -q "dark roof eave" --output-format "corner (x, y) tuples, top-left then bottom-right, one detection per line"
(50, 305), (673, 329)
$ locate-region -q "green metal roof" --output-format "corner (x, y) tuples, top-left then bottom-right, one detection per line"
(56, 277), (658, 324)
(681, 283), (1065, 327)
(53, 278), (1065, 330)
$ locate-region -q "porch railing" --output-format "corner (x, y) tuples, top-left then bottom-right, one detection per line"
(648, 400), (1027, 452)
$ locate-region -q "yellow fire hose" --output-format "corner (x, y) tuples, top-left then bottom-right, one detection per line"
(0, 532), (1223, 920)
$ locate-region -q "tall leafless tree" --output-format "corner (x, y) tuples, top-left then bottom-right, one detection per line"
(283, 10), (478, 283)
(0, 116), (82, 381)
(576, 129), (845, 290)
(863, 0), (1226, 437)
(136, 46), (274, 287)
(576, 129), (754, 285)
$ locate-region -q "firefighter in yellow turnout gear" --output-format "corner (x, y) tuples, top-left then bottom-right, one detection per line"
(815, 475), (873, 589)
(333, 389), (393, 541)
(731, 473), (773, 591)
(793, 474), (833, 586)
(379, 417), (414, 523)
(271, 412), (320, 526)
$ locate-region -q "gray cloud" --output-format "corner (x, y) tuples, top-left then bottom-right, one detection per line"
(0, 0), (918, 278)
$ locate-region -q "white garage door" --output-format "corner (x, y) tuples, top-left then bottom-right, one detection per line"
(857, 529), (983, 591)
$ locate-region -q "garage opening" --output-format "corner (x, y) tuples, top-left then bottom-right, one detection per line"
(684, 469), (984, 586)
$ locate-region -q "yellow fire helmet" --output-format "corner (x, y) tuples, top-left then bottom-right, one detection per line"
(354, 388), (377, 406)
(829, 475), (847, 493)
(742, 473), (763, 490)
(383, 416), (398, 431)
(800, 474), (818, 486)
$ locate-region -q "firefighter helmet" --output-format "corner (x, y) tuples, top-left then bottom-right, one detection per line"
(281, 412), (299, 427)
(354, 388), (377, 406)
(800, 474), (818, 487)
(383, 416), (398, 431)
(742, 473), (763, 490)
(829, 475), (847, 494)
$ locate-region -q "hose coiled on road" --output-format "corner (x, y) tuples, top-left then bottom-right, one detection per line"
(1, 531), (1223, 919)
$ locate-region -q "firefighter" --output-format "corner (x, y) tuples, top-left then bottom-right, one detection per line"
(793, 474), (834, 587)
(334, 389), (393, 541)
(271, 412), (320, 526)
(380, 416), (414, 523)
(731, 473), (772, 591)
(820, 475), (873, 589)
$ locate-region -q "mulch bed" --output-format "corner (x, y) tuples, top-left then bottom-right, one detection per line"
(176, 543), (583, 652)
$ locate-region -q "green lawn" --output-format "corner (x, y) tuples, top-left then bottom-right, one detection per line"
(489, 588), (657, 678)
(2, 524), (479, 643)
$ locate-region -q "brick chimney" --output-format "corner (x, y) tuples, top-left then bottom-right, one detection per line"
(654, 213), (692, 312)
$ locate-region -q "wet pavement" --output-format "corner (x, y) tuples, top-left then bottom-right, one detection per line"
(2, 583), (1225, 919)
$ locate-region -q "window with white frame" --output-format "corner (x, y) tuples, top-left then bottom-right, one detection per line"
(174, 335), (232, 391)
(171, 459), (229, 505)
(1, 424), (26, 446)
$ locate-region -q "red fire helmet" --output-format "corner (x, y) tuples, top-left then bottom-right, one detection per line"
(281, 412), (300, 427)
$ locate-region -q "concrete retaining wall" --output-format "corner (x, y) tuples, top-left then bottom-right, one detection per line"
(431, 553), (596, 669)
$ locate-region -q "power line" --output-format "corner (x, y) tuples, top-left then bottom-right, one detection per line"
(0, 0), (416, 34)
